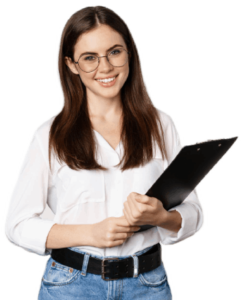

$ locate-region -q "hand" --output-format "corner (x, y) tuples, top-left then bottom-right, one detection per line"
(122, 192), (169, 227)
(90, 216), (141, 248)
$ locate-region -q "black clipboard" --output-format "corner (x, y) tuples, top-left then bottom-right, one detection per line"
(136, 136), (238, 233)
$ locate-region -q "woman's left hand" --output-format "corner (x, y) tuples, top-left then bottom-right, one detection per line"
(122, 192), (169, 227)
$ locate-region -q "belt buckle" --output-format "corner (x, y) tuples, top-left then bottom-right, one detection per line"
(101, 257), (120, 281)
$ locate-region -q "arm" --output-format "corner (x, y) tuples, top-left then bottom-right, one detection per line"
(45, 223), (94, 249)
(155, 210), (182, 233)
(5, 131), (57, 256)
(156, 191), (204, 244)
(155, 112), (204, 244)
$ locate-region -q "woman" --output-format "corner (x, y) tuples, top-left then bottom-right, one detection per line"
(5, 6), (203, 300)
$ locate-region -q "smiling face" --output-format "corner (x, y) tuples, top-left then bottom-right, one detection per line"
(65, 24), (130, 101)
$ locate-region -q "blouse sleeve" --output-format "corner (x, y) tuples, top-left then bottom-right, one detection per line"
(157, 114), (204, 245)
(5, 131), (57, 256)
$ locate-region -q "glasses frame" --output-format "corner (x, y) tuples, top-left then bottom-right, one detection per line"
(74, 47), (130, 73)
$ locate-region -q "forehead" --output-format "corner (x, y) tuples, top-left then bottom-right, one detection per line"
(74, 25), (125, 55)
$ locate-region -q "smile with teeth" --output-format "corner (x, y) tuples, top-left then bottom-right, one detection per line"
(96, 75), (118, 83)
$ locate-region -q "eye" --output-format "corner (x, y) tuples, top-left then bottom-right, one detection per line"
(84, 56), (96, 61)
(110, 49), (121, 55)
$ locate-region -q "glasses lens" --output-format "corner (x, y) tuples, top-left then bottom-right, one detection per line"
(78, 48), (128, 72)
(108, 48), (128, 67)
(78, 55), (99, 73)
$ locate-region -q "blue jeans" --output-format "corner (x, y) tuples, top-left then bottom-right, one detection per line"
(38, 244), (172, 299)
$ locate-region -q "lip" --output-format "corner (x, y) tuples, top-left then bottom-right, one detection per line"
(95, 74), (119, 88)
(95, 74), (118, 80)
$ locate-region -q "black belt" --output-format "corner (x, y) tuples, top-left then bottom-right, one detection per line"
(51, 243), (162, 281)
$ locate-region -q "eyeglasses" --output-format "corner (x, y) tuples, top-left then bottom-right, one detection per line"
(74, 47), (130, 73)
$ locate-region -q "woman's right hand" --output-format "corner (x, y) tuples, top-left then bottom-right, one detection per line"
(90, 216), (141, 248)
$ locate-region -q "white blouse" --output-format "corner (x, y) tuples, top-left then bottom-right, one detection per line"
(5, 108), (203, 257)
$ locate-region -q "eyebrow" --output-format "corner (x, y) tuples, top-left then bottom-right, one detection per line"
(79, 44), (124, 57)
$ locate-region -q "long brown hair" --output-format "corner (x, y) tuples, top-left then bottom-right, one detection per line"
(49, 6), (168, 173)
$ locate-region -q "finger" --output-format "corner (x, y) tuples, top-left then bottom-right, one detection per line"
(123, 207), (132, 225)
(116, 215), (134, 227)
(123, 204), (139, 226)
(118, 214), (131, 223)
(130, 196), (141, 218)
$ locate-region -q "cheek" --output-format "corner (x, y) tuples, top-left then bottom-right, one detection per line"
(79, 73), (93, 86)
(125, 64), (129, 77)
(123, 66), (129, 81)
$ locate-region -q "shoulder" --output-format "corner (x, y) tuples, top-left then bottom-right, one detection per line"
(155, 107), (176, 131)
(33, 116), (56, 144)
(154, 107), (181, 161)
(33, 115), (56, 160)
(34, 115), (56, 141)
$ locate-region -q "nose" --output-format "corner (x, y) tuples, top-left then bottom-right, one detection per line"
(98, 55), (113, 71)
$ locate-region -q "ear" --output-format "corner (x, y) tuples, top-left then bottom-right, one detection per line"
(64, 56), (79, 75)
